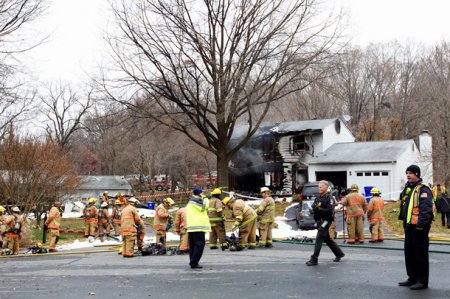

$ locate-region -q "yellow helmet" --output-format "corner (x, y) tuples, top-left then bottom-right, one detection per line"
(222, 197), (232, 205)
(350, 184), (359, 191)
(114, 199), (121, 205)
(88, 198), (97, 204)
(370, 187), (380, 194)
(0, 205), (5, 213)
(163, 197), (175, 206)
(211, 188), (222, 195)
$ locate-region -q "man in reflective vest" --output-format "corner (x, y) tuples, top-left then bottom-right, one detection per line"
(367, 188), (384, 243)
(257, 187), (275, 248)
(398, 165), (433, 290)
(208, 188), (227, 250)
(45, 201), (62, 252)
(341, 184), (367, 244)
(223, 196), (257, 250)
(120, 197), (141, 257)
(186, 187), (210, 269)
(175, 207), (189, 253)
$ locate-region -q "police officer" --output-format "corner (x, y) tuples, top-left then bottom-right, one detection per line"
(306, 180), (345, 266)
(398, 165), (433, 290)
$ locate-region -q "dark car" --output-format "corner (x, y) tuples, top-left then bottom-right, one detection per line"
(300, 181), (339, 201)
(296, 200), (316, 230)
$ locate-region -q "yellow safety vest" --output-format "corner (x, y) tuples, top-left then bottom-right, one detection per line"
(186, 195), (211, 233)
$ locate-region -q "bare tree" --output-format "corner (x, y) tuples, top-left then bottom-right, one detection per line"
(39, 82), (94, 150)
(104, 0), (343, 187)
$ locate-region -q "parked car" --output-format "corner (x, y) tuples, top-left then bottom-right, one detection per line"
(299, 181), (339, 201)
(296, 200), (316, 230)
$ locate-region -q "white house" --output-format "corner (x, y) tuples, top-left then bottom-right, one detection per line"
(63, 175), (133, 201)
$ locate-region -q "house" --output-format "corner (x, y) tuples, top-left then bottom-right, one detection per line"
(229, 118), (433, 200)
(62, 175), (132, 201)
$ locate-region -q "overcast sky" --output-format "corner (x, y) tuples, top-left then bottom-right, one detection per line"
(22, 0), (450, 84)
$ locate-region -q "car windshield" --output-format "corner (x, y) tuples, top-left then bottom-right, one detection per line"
(302, 186), (319, 196)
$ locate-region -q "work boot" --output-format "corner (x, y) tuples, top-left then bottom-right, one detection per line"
(305, 259), (318, 266)
(369, 240), (377, 243)
(398, 279), (415, 287)
(377, 239), (384, 242)
(265, 244), (273, 248)
(248, 245), (256, 250)
(410, 282), (428, 290)
(210, 246), (218, 250)
(333, 254), (345, 262)
(190, 264), (203, 269)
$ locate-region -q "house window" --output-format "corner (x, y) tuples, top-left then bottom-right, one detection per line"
(373, 172), (380, 176)
(292, 135), (309, 152)
(364, 172), (371, 176)
(382, 172), (389, 176)
(356, 172), (363, 177)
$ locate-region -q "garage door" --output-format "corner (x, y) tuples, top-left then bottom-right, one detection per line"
(352, 170), (390, 201)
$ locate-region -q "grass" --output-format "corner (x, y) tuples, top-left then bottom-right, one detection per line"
(383, 201), (450, 237)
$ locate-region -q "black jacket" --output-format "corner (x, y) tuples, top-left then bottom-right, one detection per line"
(312, 192), (335, 223)
(399, 179), (433, 227)
(437, 197), (450, 213)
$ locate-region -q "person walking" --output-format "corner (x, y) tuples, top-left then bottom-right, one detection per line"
(257, 187), (275, 248)
(367, 188), (384, 243)
(208, 188), (227, 250)
(306, 180), (345, 266)
(341, 184), (367, 244)
(398, 165), (433, 290)
(186, 187), (210, 269)
(45, 201), (63, 252)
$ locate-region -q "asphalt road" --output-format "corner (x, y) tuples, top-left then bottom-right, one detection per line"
(1, 240), (450, 299)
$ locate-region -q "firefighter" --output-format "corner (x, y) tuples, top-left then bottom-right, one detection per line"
(222, 196), (257, 250)
(208, 188), (227, 250)
(257, 187), (275, 248)
(98, 202), (111, 241)
(367, 188), (384, 242)
(175, 207), (189, 253)
(136, 218), (146, 254)
(0, 205), (7, 248)
(111, 199), (122, 236)
(432, 183), (446, 202)
(45, 201), (62, 252)
(341, 184), (367, 244)
(120, 197), (141, 257)
(83, 198), (98, 238)
(154, 197), (175, 247)
(4, 207), (25, 255)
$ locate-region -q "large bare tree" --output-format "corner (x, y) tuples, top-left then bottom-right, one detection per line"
(104, 0), (343, 187)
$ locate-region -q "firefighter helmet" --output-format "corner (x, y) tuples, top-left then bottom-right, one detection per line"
(12, 206), (20, 213)
(350, 184), (359, 191)
(211, 188), (222, 195)
(222, 197), (232, 205)
(0, 205), (5, 213)
(127, 197), (138, 204)
(114, 199), (121, 205)
(370, 187), (380, 195)
(163, 197), (175, 206)
(88, 198), (97, 204)
(260, 187), (271, 193)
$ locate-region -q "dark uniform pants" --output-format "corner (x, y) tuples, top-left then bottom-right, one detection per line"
(404, 224), (430, 286)
(188, 232), (205, 267)
(311, 221), (344, 261)
(441, 212), (450, 227)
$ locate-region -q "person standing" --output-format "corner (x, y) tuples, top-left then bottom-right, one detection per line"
(45, 201), (62, 252)
(83, 198), (98, 238)
(367, 188), (384, 243)
(111, 199), (123, 236)
(154, 197), (175, 247)
(398, 165), (433, 290)
(175, 207), (189, 253)
(437, 193), (450, 228)
(186, 187), (210, 269)
(257, 187), (275, 248)
(341, 184), (367, 244)
(306, 180), (345, 266)
(222, 196), (257, 250)
(98, 202), (111, 241)
(0, 205), (7, 249)
(4, 207), (25, 255)
(120, 197), (141, 257)
(208, 188), (227, 250)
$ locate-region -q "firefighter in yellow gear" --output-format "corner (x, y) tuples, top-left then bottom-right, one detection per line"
(45, 201), (62, 252)
(98, 202), (111, 239)
(4, 207), (25, 255)
(83, 198), (98, 237)
(341, 184), (367, 244)
(0, 205), (7, 249)
(111, 199), (123, 236)
(367, 188), (384, 242)
(223, 196), (257, 249)
(120, 197), (141, 257)
(154, 197), (174, 246)
(257, 187), (275, 248)
(175, 207), (189, 253)
(136, 218), (146, 253)
(208, 188), (228, 250)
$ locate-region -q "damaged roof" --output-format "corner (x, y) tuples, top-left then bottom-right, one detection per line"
(309, 140), (414, 164)
(78, 176), (132, 190)
(270, 118), (338, 134)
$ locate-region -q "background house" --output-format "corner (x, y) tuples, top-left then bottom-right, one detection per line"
(62, 176), (132, 201)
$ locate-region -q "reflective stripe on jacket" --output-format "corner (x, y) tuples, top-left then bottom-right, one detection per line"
(232, 199), (257, 228)
(121, 205), (141, 236)
(186, 195), (211, 232)
(342, 192), (367, 217)
(208, 197), (224, 223)
(256, 196), (275, 223)
(367, 196), (384, 222)
(407, 183), (433, 226)
(154, 204), (170, 231)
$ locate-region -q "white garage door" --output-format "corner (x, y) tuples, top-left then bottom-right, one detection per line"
(352, 170), (390, 201)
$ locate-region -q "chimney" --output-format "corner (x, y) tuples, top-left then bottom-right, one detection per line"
(418, 130), (432, 154)
(418, 130), (433, 184)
